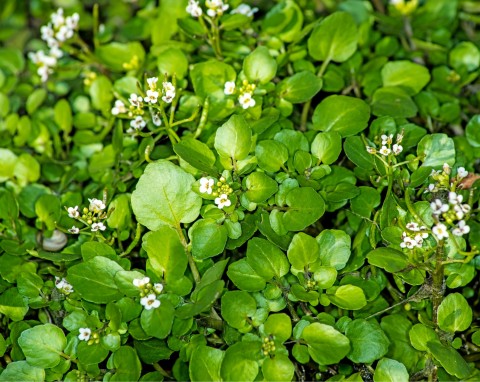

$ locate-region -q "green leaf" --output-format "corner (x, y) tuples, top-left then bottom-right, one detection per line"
(54, 99), (72, 134)
(243, 46), (277, 84)
(312, 95), (370, 137)
(227, 259), (266, 292)
(308, 12), (358, 63)
(220, 342), (260, 382)
(157, 47), (189, 78)
(263, 313), (292, 343)
(316, 229), (351, 270)
(142, 226), (187, 284)
(287, 233), (319, 271)
(367, 248), (408, 273)
(302, 323), (350, 365)
(81, 241), (117, 261)
(110, 346), (142, 382)
(449, 42), (480, 72)
(173, 139), (217, 175)
(371, 87), (418, 118)
(140, 298), (175, 339)
(255, 140), (289, 172)
(426, 341), (471, 379)
(311, 131), (342, 165)
(90, 75), (113, 112)
(35, 194), (61, 231)
(188, 219), (228, 260)
(0, 288), (29, 321)
(345, 319), (390, 363)
(437, 293), (472, 333)
(327, 285), (367, 310)
(277, 71), (323, 103)
(350, 187), (381, 218)
(344, 136), (375, 170)
(221, 291), (256, 332)
(283, 187), (325, 231)
(0, 361), (45, 382)
(465, 115), (480, 148)
(96, 42), (145, 72)
(215, 114), (252, 161)
(176, 280), (224, 319)
(77, 341), (109, 365)
(26, 88), (47, 115)
(246, 238), (290, 281)
(374, 358), (409, 382)
(381, 61), (431, 96)
(417, 133), (455, 168)
(131, 160), (202, 230)
(190, 346), (224, 382)
(262, 355), (295, 382)
(67, 257), (124, 304)
(245, 172), (278, 203)
(18, 324), (66, 368)
(409, 324), (438, 352)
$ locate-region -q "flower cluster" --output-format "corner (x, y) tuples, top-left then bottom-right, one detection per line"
(66, 198), (107, 234)
(133, 277), (164, 310)
(366, 132), (403, 157)
(231, 4), (258, 17)
(55, 276), (74, 295)
(262, 336), (276, 357)
(205, 0), (229, 17)
(430, 192), (471, 240)
(78, 328), (100, 345)
(199, 177), (233, 209)
(187, 1), (257, 19)
(400, 222), (429, 249)
(224, 80), (256, 109)
(29, 8), (79, 82)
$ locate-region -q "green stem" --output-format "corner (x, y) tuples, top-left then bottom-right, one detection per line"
(120, 223), (142, 257)
(404, 187), (427, 226)
(176, 226), (200, 285)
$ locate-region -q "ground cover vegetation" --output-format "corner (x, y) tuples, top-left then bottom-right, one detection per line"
(0, 0), (480, 380)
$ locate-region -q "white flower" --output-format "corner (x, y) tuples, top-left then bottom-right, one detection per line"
(129, 93), (143, 107)
(55, 277), (74, 294)
(91, 222), (106, 232)
(163, 81), (175, 93)
(62, 283), (74, 294)
(425, 184), (436, 193)
(413, 234), (424, 246)
(130, 116), (147, 131)
(461, 204), (471, 214)
(68, 226), (80, 234)
(41, 25), (54, 41)
(390, 0), (403, 4)
(141, 294), (161, 310)
(231, 4), (259, 17)
(144, 89), (159, 104)
(162, 93), (175, 103)
(432, 223), (449, 240)
(430, 199), (449, 215)
(49, 46), (63, 59)
(381, 134), (393, 145)
(392, 144), (403, 155)
(66, 13), (80, 30)
(186, 0), (203, 17)
(206, 0), (229, 17)
(55, 276), (65, 288)
(199, 177), (215, 194)
(51, 8), (65, 28)
(400, 236), (416, 249)
(111, 100), (127, 115)
(238, 92), (255, 109)
(153, 283), (164, 294)
(78, 328), (91, 342)
(448, 192), (463, 205)
(419, 226), (429, 239)
(147, 77), (158, 90)
(89, 198), (106, 213)
(379, 146), (391, 156)
(133, 277), (150, 288)
(366, 146), (376, 154)
(396, 132), (404, 143)
(452, 220), (470, 236)
(443, 163), (451, 175)
(224, 81), (236, 95)
(162, 82), (176, 103)
(406, 222), (419, 231)
(67, 206), (79, 218)
(215, 193), (231, 209)
(457, 167), (468, 179)
(453, 205), (464, 220)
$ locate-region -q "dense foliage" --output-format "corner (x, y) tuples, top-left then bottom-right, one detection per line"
(0, 0), (480, 381)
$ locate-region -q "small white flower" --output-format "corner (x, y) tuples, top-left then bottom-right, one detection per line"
(206, 0), (229, 17)
(91, 222), (106, 232)
(400, 236), (416, 249)
(366, 146), (376, 154)
(452, 220), (470, 236)
(199, 177), (215, 194)
(129, 93), (143, 107)
(392, 144), (403, 155)
(41, 25), (54, 41)
(89, 198), (106, 213)
(147, 77), (158, 90)
(413, 234), (424, 246)
(141, 294), (161, 310)
(130, 116), (147, 131)
(419, 226), (429, 239)
(65, 13), (80, 30)
(231, 4), (259, 17)
(153, 283), (164, 294)
(390, 0), (403, 4)
(430, 199), (449, 215)
(163, 81), (175, 94)
(63, 283), (74, 294)
(406, 222), (419, 231)
(461, 204), (471, 214)
(425, 184), (436, 193)
(55, 277), (74, 294)
(238, 92), (255, 109)
(457, 167), (468, 179)
(224, 81), (236, 95)
(432, 223), (449, 240)
(49, 46), (63, 59)
(443, 163), (451, 175)
(162, 93), (175, 103)
(215, 193), (231, 209)
(55, 276), (65, 289)
(381, 134), (394, 145)
(453, 205), (464, 220)
(51, 8), (65, 29)
(68, 226), (80, 234)
(396, 132), (404, 143)
(144, 89), (159, 104)
(448, 192), (463, 205)
(78, 328), (91, 342)
(133, 277), (150, 288)
(111, 100), (127, 115)
(186, 0), (203, 17)
(67, 206), (79, 218)
(379, 146), (391, 156)
(161, 82), (176, 104)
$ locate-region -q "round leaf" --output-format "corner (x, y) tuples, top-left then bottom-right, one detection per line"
(215, 114), (252, 160)
(437, 293), (472, 333)
(311, 131), (342, 165)
(317, 229), (351, 270)
(287, 232), (319, 271)
(381, 61), (431, 96)
(190, 346), (224, 382)
(345, 319), (390, 363)
(327, 285), (367, 310)
(302, 323), (350, 365)
(221, 291), (256, 332)
(246, 238), (290, 281)
(283, 187), (325, 231)
(262, 355), (295, 382)
(243, 46), (277, 84)
(18, 324), (66, 368)
(374, 358), (409, 382)
(189, 219), (228, 260)
(417, 133), (455, 168)
(263, 313), (292, 343)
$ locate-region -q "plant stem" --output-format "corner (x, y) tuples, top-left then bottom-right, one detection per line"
(176, 226), (200, 285)
(431, 242), (445, 327)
